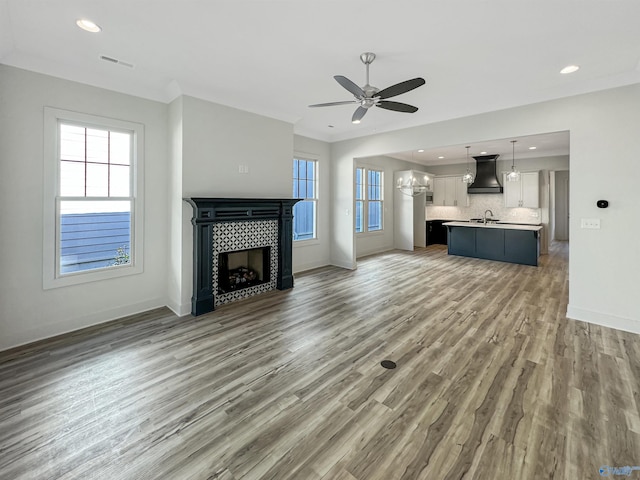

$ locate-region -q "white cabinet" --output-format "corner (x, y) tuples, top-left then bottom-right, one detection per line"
(433, 176), (468, 207)
(503, 171), (539, 208)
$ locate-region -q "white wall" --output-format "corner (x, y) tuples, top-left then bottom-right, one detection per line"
(167, 97), (185, 314)
(331, 85), (640, 333)
(0, 65), (169, 350)
(293, 135), (331, 273)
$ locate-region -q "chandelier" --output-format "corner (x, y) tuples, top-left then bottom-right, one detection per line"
(396, 172), (431, 197)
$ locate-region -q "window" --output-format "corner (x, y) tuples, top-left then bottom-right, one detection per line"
(44, 108), (144, 288)
(293, 157), (317, 241)
(355, 166), (383, 233)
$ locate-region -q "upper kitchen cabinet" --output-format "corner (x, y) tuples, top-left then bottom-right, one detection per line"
(433, 176), (468, 207)
(503, 171), (540, 208)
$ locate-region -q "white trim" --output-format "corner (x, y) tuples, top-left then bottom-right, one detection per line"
(293, 156), (318, 242)
(293, 238), (321, 247)
(354, 165), (385, 233)
(166, 300), (193, 317)
(0, 298), (166, 352)
(567, 305), (640, 335)
(43, 107), (145, 289)
(356, 245), (394, 259)
(293, 259), (330, 274)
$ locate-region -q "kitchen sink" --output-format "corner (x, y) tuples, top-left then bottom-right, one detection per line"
(469, 218), (500, 224)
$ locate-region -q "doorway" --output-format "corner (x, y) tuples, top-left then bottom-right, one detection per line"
(554, 170), (570, 241)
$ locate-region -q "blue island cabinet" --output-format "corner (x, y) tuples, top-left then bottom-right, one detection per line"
(447, 225), (540, 266)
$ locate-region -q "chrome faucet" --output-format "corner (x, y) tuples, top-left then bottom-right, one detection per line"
(483, 209), (494, 224)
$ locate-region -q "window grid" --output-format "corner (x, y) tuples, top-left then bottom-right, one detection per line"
(57, 122), (134, 275)
(368, 169), (383, 232)
(293, 158), (318, 241)
(59, 124), (131, 199)
(355, 167), (383, 233)
(355, 167), (365, 233)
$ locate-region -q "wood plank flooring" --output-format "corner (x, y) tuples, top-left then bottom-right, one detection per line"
(1, 242), (640, 479)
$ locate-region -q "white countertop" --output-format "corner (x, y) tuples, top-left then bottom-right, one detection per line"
(443, 221), (543, 232)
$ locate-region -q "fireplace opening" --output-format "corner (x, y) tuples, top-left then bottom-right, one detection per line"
(218, 246), (271, 294)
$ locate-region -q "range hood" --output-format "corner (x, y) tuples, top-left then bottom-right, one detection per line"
(467, 154), (503, 194)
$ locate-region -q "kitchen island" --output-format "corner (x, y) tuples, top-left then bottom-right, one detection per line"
(444, 221), (542, 266)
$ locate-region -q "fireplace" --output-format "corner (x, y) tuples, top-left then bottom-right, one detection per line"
(218, 246), (271, 294)
(185, 198), (301, 316)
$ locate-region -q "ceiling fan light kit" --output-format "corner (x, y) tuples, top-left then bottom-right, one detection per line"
(309, 52), (426, 124)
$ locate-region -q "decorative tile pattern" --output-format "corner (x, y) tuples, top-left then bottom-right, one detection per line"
(212, 220), (279, 306)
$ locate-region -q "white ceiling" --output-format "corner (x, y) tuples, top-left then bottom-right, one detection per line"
(388, 131), (570, 167)
(2, 1), (640, 143)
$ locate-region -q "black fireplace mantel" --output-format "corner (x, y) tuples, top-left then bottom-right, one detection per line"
(184, 197), (301, 316)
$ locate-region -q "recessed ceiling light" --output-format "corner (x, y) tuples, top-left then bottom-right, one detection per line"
(560, 65), (580, 74)
(529, 146), (537, 150)
(418, 149), (424, 153)
(480, 151), (487, 155)
(76, 19), (101, 33)
(438, 156), (444, 159)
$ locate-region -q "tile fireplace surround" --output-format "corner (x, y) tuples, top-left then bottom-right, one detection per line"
(185, 198), (301, 316)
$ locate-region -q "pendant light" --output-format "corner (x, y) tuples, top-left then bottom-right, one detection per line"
(462, 146), (474, 184)
(506, 140), (520, 182)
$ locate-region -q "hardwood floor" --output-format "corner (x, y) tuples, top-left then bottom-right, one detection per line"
(1, 242), (639, 479)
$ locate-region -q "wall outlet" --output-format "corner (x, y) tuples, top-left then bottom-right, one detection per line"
(580, 218), (601, 229)
(530, 211), (539, 218)
(238, 165), (249, 174)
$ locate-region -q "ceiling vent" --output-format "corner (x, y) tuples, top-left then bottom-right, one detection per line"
(100, 55), (135, 69)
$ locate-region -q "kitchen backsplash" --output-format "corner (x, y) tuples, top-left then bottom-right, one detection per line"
(426, 194), (541, 224)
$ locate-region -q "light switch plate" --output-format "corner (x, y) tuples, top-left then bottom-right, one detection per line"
(581, 218), (601, 229)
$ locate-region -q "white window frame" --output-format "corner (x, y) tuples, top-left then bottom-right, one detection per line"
(355, 165), (384, 235)
(43, 107), (144, 289)
(292, 155), (319, 244)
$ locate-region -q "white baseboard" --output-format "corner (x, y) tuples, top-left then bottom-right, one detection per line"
(356, 246), (394, 259)
(167, 301), (192, 317)
(1, 297), (167, 352)
(567, 305), (640, 335)
(293, 259), (330, 274)
(330, 256), (357, 270)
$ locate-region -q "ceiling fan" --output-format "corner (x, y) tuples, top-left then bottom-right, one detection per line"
(309, 52), (426, 124)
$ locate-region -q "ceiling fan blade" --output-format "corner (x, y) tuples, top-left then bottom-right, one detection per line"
(376, 77), (426, 100)
(334, 75), (365, 98)
(308, 100), (357, 108)
(352, 106), (368, 123)
(376, 101), (418, 113)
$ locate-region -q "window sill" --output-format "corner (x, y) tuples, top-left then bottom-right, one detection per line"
(355, 230), (385, 237)
(293, 238), (320, 247)
(43, 263), (143, 290)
